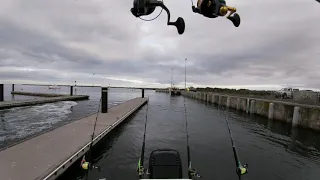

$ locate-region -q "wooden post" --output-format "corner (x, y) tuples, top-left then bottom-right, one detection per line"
(70, 86), (73, 96)
(74, 81), (77, 95)
(12, 84), (15, 92)
(142, 88), (145, 98)
(101, 87), (108, 113)
(0, 84), (3, 101)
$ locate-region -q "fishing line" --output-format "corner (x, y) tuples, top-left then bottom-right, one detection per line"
(137, 98), (149, 178)
(183, 97), (201, 179)
(83, 97), (102, 180)
(88, 98), (102, 159)
(183, 97), (191, 170)
(219, 105), (248, 180)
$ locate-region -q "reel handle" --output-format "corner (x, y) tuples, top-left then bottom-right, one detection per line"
(227, 13), (241, 27)
(131, 0), (185, 34)
(156, 1), (185, 34)
(219, 5), (241, 27)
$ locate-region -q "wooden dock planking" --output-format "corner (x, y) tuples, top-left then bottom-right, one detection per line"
(0, 97), (148, 180)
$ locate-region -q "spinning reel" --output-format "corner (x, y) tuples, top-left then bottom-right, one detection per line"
(131, 0), (185, 35)
(131, 0), (241, 35)
(192, 0), (241, 27)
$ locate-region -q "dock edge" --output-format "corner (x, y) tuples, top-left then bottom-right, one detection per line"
(40, 98), (148, 180)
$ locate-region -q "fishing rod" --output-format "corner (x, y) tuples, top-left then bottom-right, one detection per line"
(220, 105), (248, 180)
(81, 98), (102, 180)
(183, 97), (201, 179)
(137, 97), (200, 179)
(137, 99), (149, 178)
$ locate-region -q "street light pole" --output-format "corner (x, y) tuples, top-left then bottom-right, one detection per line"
(185, 58), (187, 90)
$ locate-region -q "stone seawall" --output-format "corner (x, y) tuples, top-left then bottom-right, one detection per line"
(182, 91), (320, 131)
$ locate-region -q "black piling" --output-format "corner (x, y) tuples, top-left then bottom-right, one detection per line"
(0, 84), (3, 101)
(70, 86), (73, 96)
(11, 84), (15, 101)
(142, 88), (145, 98)
(101, 87), (108, 113)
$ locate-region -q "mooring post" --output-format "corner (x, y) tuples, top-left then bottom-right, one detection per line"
(74, 81), (77, 95)
(142, 88), (145, 98)
(236, 98), (240, 110)
(246, 99), (250, 114)
(70, 86), (73, 96)
(226, 96), (231, 108)
(250, 100), (256, 114)
(0, 84), (3, 101)
(11, 84), (15, 101)
(101, 87), (108, 113)
(268, 103), (274, 120)
(292, 106), (300, 126)
(219, 95), (222, 105)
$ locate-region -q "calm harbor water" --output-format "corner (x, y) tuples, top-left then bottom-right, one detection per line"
(1, 86), (320, 179)
(0, 85), (141, 148)
(58, 91), (320, 180)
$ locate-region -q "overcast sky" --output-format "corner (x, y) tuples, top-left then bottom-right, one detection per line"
(0, 0), (319, 90)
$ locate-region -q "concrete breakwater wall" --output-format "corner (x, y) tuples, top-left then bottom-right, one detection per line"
(182, 91), (320, 131)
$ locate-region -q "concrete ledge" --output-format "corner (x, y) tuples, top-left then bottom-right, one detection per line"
(182, 91), (320, 131)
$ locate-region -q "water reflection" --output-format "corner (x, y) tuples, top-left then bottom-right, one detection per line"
(0, 114), (6, 132)
(0, 114), (4, 122)
(57, 92), (320, 180)
(289, 127), (299, 152)
(267, 119), (273, 130)
(0, 114), (8, 148)
(0, 87), (144, 149)
(247, 114), (320, 165)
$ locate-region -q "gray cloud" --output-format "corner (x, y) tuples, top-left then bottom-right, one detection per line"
(0, 0), (319, 90)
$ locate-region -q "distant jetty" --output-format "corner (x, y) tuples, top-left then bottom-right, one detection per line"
(0, 92), (89, 110)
